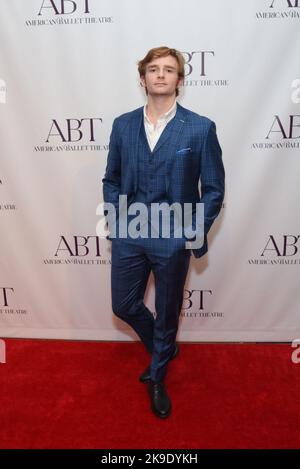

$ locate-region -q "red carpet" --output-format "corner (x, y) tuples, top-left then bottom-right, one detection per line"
(0, 339), (299, 449)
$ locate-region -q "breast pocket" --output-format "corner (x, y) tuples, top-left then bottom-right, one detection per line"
(175, 147), (192, 156)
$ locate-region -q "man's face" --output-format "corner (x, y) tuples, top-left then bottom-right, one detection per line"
(141, 55), (183, 97)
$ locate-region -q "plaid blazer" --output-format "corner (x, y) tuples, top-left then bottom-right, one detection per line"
(102, 102), (225, 258)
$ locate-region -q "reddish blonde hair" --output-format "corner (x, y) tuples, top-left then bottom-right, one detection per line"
(137, 46), (185, 96)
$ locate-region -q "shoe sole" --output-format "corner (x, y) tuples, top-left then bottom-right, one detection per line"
(151, 404), (172, 419)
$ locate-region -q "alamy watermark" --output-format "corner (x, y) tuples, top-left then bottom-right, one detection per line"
(96, 195), (205, 249)
(0, 79), (6, 104)
(0, 339), (6, 364)
(291, 339), (300, 364)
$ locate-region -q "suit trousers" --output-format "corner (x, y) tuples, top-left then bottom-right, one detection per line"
(111, 235), (191, 382)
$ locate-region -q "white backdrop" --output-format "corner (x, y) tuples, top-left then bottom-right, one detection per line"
(0, 0), (300, 342)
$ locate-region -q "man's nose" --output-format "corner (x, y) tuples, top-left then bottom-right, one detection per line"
(157, 68), (165, 78)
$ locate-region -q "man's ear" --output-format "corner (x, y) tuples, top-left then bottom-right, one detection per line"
(177, 77), (183, 88)
(140, 76), (146, 88)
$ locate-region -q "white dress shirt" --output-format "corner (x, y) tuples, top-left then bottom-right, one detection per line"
(143, 100), (177, 152)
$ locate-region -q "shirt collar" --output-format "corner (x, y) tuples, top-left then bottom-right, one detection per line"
(143, 100), (177, 125)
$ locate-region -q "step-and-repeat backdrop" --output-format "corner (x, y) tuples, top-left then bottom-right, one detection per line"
(1, 0), (299, 342)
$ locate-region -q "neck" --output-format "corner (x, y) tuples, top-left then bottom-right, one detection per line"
(145, 95), (176, 125)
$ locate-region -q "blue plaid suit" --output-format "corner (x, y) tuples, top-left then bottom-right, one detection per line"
(102, 102), (225, 382)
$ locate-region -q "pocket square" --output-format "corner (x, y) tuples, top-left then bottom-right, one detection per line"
(176, 147), (192, 155)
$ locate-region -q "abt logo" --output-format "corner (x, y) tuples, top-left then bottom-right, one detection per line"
(183, 289), (212, 310)
(291, 340), (300, 363)
(266, 115), (300, 140)
(54, 235), (102, 256)
(261, 235), (300, 257)
(269, 0), (299, 7)
(182, 51), (214, 77)
(38, 0), (91, 15)
(46, 118), (102, 142)
(1, 287), (14, 307)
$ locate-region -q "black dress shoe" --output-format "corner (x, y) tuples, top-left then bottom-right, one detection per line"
(139, 344), (179, 383)
(148, 380), (171, 419)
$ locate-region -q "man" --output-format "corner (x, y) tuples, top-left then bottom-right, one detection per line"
(102, 46), (225, 419)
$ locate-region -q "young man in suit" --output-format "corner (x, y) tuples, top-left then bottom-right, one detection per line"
(102, 46), (225, 419)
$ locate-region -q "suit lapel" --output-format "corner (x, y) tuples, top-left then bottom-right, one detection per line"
(163, 103), (187, 192)
(129, 107), (143, 193)
(152, 102), (187, 155)
(129, 103), (189, 193)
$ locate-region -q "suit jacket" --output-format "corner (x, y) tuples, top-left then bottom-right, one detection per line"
(102, 102), (225, 258)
